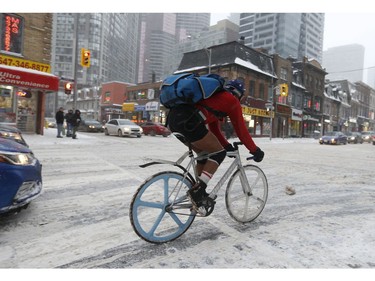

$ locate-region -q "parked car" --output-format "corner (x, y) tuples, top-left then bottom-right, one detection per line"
(44, 117), (57, 128)
(140, 121), (171, 137)
(0, 123), (28, 147)
(319, 131), (347, 145)
(346, 132), (363, 144)
(78, 119), (104, 132)
(361, 131), (374, 143)
(104, 119), (143, 138)
(0, 138), (42, 214)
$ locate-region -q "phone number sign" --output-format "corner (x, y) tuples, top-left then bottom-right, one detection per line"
(0, 54), (51, 73)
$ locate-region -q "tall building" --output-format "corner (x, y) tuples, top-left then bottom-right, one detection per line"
(52, 13), (140, 86)
(323, 44), (365, 83)
(137, 13), (210, 83)
(239, 13), (324, 63)
(169, 19), (239, 75)
(137, 13), (177, 83)
(50, 13), (140, 115)
(175, 13), (210, 40)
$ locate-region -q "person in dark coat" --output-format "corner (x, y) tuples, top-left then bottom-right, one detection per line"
(55, 107), (65, 138)
(64, 109), (74, 137)
(71, 109), (81, 139)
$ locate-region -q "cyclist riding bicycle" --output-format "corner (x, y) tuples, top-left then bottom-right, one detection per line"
(166, 77), (265, 215)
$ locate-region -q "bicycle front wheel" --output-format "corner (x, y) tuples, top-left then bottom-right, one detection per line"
(130, 171), (195, 244)
(225, 164), (268, 223)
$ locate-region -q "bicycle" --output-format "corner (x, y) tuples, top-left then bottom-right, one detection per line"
(129, 135), (268, 244)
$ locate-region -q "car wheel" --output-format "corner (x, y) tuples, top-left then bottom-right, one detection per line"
(118, 130), (123, 137)
(137, 135), (141, 138)
(105, 128), (109, 135)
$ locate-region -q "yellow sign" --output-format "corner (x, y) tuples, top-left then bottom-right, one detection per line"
(0, 54), (51, 73)
(242, 106), (274, 118)
(122, 103), (135, 111)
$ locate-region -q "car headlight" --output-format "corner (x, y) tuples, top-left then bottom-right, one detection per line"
(123, 127), (130, 132)
(89, 125), (94, 129)
(0, 130), (23, 142)
(139, 128), (143, 133)
(0, 150), (36, 165)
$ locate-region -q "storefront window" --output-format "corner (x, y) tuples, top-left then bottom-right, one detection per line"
(17, 89), (37, 132)
(0, 86), (16, 123)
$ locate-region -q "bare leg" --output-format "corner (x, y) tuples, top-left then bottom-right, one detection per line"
(191, 131), (223, 176)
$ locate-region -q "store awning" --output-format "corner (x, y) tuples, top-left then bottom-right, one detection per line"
(0, 65), (59, 91)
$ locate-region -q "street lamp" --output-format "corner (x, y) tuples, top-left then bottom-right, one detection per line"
(204, 48), (212, 74)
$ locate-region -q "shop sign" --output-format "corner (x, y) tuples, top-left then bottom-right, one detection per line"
(0, 65), (58, 91)
(291, 109), (303, 121)
(134, 105), (145, 111)
(122, 103), (135, 112)
(1, 14), (23, 54)
(145, 101), (159, 111)
(0, 54), (51, 73)
(241, 106), (274, 118)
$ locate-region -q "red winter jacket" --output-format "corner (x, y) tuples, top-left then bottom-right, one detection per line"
(196, 90), (258, 154)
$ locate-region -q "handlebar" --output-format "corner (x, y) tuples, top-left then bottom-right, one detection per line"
(230, 142), (254, 161)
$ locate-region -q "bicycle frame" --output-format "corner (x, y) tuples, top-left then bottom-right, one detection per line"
(140, 142), (253, 203)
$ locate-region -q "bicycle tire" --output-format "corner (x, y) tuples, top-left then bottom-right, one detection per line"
(130, 171), (195, 244)
(225, 164), (268, 223)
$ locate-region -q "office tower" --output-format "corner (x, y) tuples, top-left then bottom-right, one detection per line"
(137, 13), (210, 83)
(239, 13), (324, 63)
(323, 44), (365, 83)
(175, 13), (210, 40)
(52, 13), (140, 86)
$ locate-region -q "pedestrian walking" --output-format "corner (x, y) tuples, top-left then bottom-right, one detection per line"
(55, 107), (65, 138)
(65, 109), (74, 137)
(71, 109), (81, 139)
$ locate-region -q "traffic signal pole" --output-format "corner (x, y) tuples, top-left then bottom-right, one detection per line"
(73, 13), (79, 110)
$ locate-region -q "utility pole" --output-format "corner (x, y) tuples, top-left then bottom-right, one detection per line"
(73, 13), (79, 110)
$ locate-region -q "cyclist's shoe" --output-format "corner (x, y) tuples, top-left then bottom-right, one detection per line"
(187, 182), (207, 215)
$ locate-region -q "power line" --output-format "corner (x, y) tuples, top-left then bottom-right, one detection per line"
(328, 65), (375, 74)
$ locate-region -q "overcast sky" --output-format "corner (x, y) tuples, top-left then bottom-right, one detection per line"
(211, 13), (375, 70)
(7, 0), (375, 76)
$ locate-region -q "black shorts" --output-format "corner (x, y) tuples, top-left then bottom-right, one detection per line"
(167, 104), (208, 143)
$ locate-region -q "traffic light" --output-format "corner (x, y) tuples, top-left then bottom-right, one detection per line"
(81, 48), (91, 67)
(280, 83), (288, 96)
(65, 82), (73, 95)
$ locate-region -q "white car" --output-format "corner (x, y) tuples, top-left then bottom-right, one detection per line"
(104, 119), (142, 138)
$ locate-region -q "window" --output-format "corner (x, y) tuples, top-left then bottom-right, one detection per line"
(280, 67), (288, 80)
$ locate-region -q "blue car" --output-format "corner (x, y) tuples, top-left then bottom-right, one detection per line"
(0, 137), (42, 214)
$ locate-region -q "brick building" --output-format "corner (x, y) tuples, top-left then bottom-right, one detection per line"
(0, 13), (59, 134)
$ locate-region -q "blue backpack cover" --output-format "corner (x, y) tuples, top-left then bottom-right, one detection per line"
(159, 73), (225, 108)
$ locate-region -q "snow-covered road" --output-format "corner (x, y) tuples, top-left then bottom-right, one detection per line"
(1, 129), (374, 278)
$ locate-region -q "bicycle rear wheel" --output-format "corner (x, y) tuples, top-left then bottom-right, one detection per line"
(225, 164), (268, 223)
(130, 171), (195, 244)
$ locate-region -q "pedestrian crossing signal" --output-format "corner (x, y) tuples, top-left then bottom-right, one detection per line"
(65, 82), (73, 95)
(81, 48), (91, 67)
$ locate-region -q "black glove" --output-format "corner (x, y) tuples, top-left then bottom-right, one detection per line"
(224, 144), (236, 158)
(224, 143), (235, 152)
(252, 147), (264, 162)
